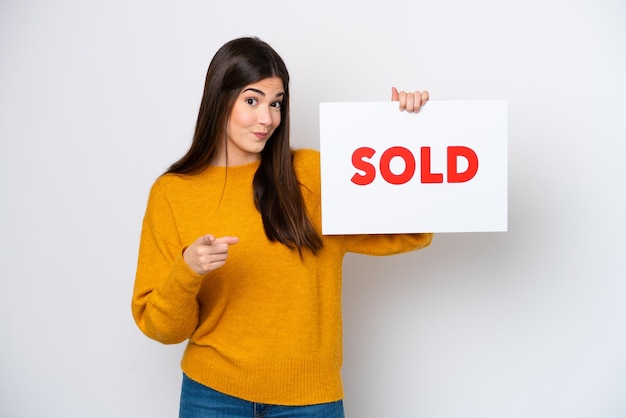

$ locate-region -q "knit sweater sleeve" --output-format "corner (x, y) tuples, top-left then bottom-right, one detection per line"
(341, 232), (433, 256)
(131, 176), (203, 345)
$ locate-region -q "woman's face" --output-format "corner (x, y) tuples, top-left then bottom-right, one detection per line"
(217, 76), (284, 166)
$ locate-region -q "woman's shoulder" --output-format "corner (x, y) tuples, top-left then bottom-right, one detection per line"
(292, 148), (320, 185)
(148, 171), (205, 201)
(293, 147), (320, 160)
(151, 171), (187, 190)
(293, 148), (320, 172)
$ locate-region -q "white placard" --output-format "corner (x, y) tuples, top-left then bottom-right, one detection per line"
(319, 100), (507, 234)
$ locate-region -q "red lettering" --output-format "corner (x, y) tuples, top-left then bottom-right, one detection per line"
(350, 145), (479, 185)
(420, 147), (444, 183)
(447, 146), (479, 183)
(379, 146), (415, 185)
(351, 147), (376, 185)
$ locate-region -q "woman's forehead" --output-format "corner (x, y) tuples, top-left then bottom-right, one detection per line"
(241, 77), (284, 95)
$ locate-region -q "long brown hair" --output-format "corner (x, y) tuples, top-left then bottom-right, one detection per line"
(166, 37), (322, 254)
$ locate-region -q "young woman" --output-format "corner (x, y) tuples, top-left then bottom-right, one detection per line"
(132, 36), (432, 418)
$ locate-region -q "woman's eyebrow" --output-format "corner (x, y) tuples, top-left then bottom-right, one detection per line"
(242, 88), (285, 99)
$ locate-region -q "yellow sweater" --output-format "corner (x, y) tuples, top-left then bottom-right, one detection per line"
(132, 148), (432, 406)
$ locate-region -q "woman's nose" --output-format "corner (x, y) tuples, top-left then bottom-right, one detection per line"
(257, 107), (273, 126)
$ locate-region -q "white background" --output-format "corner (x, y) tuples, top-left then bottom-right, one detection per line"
(1, 1), (624, 417)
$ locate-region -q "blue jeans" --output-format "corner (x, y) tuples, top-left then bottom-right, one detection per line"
(179, 373), (345, 418)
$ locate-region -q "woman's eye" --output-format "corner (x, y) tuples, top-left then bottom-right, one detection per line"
(271, 101), (282, 109)
(246, 98), (257, 105)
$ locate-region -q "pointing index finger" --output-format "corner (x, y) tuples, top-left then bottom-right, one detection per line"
(214, 236), (240, 245)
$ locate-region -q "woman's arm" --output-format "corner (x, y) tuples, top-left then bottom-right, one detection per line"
(342, 232), (433, 257)
(131, 177), (204, 345)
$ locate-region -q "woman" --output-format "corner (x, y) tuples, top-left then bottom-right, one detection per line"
(132, 36), (432, 418)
